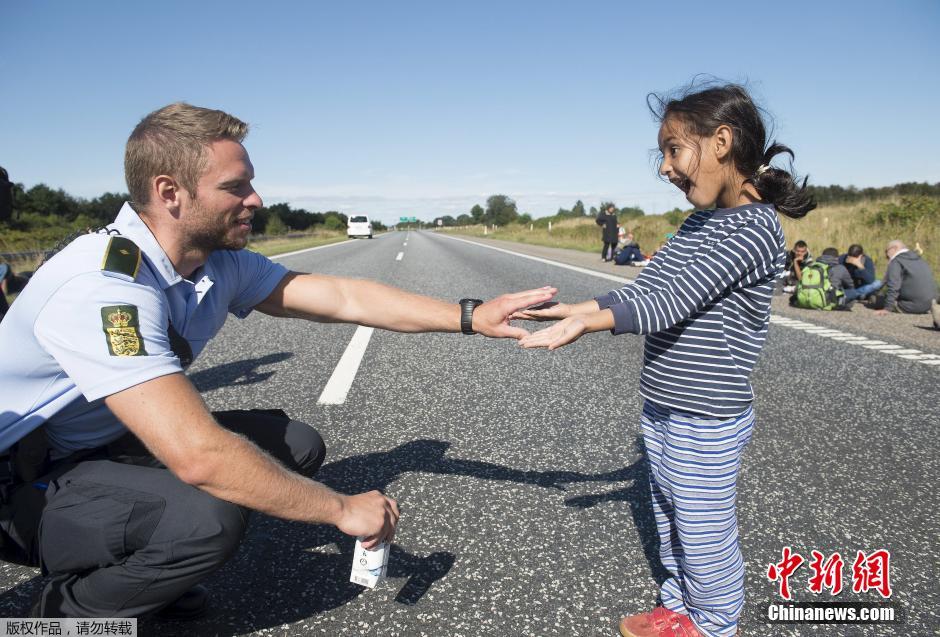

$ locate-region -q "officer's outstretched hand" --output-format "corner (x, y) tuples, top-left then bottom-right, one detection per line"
(337, 491), (399, 548)
(473, 286), (557, 339)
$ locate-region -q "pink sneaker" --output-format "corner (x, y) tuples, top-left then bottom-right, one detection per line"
(619, 606), (703, 637)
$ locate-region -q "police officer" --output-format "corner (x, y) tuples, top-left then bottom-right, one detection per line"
(0, 102), (556, 618)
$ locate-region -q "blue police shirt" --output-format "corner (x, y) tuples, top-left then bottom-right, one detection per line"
(0, 203), (288, 458)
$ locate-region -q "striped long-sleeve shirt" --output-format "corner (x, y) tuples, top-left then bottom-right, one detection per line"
(595, 204), (785, 418)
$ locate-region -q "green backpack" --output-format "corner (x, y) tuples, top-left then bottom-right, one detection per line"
(792, 262), (843, 310)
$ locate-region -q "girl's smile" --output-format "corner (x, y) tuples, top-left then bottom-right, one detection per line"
(658, 115), (761, 210)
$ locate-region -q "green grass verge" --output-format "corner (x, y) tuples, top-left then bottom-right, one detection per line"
(246, 233), (351, 257)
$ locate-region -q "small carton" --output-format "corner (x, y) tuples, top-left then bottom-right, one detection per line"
(350, 538), (389, 588)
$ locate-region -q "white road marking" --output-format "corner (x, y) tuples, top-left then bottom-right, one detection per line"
(438, 233), (632, 284)
(898, 353), (940, 360)
(396, 252), (404, 261)
(437, 233), (939, 369)
(766, 318), (937, 367)
(317, 327), (375, 405)
(269, 238), (360, 260)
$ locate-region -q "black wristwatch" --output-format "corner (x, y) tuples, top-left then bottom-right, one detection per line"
(459, 298), (484, 335)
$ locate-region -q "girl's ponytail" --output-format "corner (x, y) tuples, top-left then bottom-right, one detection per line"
(749, 142), (816, 219)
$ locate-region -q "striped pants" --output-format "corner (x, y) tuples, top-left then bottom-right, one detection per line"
(640, 401), (755, 637)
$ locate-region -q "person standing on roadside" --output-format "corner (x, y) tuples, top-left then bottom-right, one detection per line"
(596, 203), (620, 262)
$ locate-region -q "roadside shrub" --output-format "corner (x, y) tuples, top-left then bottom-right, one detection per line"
(867, 195), (939, 228)
(324, 215), (345, 231)
(663, 208), (689, 226)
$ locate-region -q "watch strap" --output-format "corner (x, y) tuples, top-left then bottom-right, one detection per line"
(459, 298), (483, 335)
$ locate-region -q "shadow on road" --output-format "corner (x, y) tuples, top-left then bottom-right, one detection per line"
(0, 437), (661, 635)
(563, 436), (671, 585)
(189, 352), (294, 391)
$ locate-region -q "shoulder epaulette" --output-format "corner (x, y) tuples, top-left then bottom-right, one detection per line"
(100, 236), (141, 281)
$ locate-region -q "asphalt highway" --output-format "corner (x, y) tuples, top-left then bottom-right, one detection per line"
(1, 230), (937, 636)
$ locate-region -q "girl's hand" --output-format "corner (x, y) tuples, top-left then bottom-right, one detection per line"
(518, 316), (588, 350)
(510, 299), (600, 322)
(510, 301), (572, 322)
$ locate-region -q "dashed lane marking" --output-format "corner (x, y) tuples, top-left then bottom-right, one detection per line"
(769, 315), (937, 368)
(317, 326), (375, 405)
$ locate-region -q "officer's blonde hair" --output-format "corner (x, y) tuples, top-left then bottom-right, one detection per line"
(125, 102), (248, 208)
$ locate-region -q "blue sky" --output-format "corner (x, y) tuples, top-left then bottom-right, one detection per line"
(2, 1), (938, 224)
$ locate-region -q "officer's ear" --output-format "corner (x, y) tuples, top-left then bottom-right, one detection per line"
(154, 175), (184, 215)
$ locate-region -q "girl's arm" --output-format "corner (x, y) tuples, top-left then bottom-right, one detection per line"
(604, 223), (779, 335)
(510, 299), (600, 321)
(517, 241), (673, 323)
(522, 222), (780, 348)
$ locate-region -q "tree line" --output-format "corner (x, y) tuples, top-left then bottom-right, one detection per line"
(0, 182), (386, 239)
(435, 195), (646, 228)
(3, 178), (936, 243)
(805, 182), (940, 206)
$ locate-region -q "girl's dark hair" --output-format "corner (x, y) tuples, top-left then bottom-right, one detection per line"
(648, 81), (816, 219)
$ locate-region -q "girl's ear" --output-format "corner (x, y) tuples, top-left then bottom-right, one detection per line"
(713, 125), (734, 161)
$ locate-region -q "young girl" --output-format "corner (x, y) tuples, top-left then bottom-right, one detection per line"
(517, 84), (814, 637)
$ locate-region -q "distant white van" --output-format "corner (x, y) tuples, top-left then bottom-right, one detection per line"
(347, 215), (373, 239)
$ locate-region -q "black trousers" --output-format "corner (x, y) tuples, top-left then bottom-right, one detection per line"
(0, 409), (325, 618)
(601, 241), (617, 260)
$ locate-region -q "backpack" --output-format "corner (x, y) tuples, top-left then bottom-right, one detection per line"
(791, 262), (843, 310)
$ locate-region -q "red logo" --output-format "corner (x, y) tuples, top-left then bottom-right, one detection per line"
(851, 550), (892, 599)
(767, 546), (805, 600)
(808, 550), (844, 595)
(766, 548), (892, 599)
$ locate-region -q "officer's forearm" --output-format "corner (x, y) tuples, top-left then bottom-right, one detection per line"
(183, 431), (346, 526)
(261, 271), (461, 333)
(333, 277), (461, 332)
(105, 373), (347, 526)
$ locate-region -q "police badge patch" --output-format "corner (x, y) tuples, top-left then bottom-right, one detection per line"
(100, 305), (148, 356)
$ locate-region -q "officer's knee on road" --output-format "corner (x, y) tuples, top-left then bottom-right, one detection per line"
(287, 420), (326, 478)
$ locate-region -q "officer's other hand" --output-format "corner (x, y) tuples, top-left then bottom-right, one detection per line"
(473, 286), (557, 339)
(337, 491), (399, 548)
